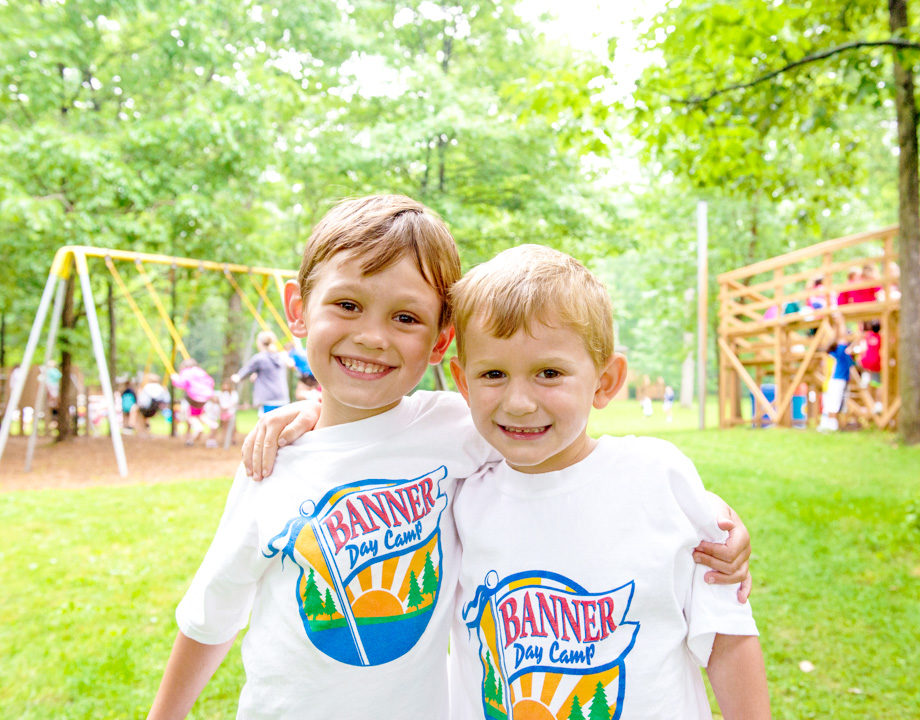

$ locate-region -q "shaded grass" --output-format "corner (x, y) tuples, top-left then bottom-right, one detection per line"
(1, 404), (918, 718)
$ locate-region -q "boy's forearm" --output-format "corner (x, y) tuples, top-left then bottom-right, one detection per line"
(706, 633), (771, 720)
(147, 631), (236, 720)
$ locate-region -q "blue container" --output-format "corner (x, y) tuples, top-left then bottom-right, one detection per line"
(751, 383), (807, 427)
(792, 394), (807, 427)
(752, 383), (776, 427)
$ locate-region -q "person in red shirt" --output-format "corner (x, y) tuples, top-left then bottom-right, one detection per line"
(858, 320), (883, 414)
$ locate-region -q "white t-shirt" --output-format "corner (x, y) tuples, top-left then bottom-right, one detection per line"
(177, 391), (495, 719)
(450, 435), (757, 720)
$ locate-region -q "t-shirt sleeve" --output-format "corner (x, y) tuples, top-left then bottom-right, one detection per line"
(662, 444), (759, 666)
(175, 463), (268, 644)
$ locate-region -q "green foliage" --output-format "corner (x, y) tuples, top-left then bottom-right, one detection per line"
(1, 0), (623, 375)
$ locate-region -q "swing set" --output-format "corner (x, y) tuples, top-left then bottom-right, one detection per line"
(0, 245), (298, 477)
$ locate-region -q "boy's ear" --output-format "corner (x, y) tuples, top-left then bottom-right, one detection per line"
(593, 353), (628, 410)
(448, 356), (471, 406)
(284, 280), (307, 338)
(428, 326), (455, 364)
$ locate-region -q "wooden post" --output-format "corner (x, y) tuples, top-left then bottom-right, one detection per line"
(697, 201), (708, 430)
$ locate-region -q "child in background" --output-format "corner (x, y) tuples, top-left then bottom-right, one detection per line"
(857, 320), (883, 415)
(818, 313), (856, 432)
(232, 330), (291, 415)
(202, 397), (221, 448)
(171, 359), (215, 446)
(217, 380), (240, 445)
(447, 245), (769, 719)
(148, 196), (754, 720)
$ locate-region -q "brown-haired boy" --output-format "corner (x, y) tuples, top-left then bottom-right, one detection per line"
(148, 195), (494, 719)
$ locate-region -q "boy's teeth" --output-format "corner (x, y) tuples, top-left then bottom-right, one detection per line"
(505, 426), (545, 433)
(341, 357), (388, 374)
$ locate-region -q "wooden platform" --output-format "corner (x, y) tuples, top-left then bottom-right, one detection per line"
(717, 226), (900, 429)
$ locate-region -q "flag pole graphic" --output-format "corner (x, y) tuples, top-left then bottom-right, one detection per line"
(304, 501), (370, 666)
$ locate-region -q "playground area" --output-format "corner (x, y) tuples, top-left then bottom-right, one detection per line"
(0, 434), (242, 491)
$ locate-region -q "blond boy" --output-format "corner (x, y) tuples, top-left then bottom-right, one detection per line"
(447, 245), (769, 719)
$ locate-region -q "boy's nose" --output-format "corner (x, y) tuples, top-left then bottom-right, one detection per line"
(353, 319), (387, 350)
(502, 381), (537, 416)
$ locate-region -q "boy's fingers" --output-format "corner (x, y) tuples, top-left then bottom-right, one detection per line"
(737, 573), (753, 604)
(241, 426), (259, 477)
(702, 558), (749, 586)
(259, 424), (284, 479)
(250, 426), (267, 479)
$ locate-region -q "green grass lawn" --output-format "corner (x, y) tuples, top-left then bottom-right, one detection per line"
(2, 399), (918, 718)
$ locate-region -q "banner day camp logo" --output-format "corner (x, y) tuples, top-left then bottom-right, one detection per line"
(265, 466), (449, 665)
(462, 570), (639, 720)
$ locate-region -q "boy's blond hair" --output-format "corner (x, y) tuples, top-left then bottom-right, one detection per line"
(450, 244), (614, 368)
(298, 195), (461, 329)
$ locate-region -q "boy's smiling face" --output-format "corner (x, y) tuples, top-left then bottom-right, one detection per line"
(450, 315), (625, 474)
(286, 250), (453, 428)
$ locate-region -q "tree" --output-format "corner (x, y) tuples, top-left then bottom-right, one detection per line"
(631, 0), (920, 443)
(302, 568), (324, 619)
(421, 551), (438, 599)
(567, 695), (587, 720)
(483, 653), (503, 706)
(406, 570), (423, 611)
(322, 588), (336, 620)
(588, 680), (610, 720)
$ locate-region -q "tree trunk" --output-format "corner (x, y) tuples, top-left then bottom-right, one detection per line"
(57, 275), (77, 442)
(890, 0), (920, 444)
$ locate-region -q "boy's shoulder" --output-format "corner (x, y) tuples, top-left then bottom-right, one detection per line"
(272, 390), (477, 464)
(596, 434), (692, 469)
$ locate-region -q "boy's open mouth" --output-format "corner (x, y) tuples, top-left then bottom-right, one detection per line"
(336, 356), (393, 376)
(499, 424), (550, 437)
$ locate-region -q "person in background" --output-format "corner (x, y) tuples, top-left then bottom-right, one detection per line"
(128, 378), (171, 436)
(663, 383), (675, 422)
(286, 340), (317, 401)
(836, 268), (861, 307)
(120, 380), (137, 429)
(171, 358), (216, 446)
(217, 379), (240, 445)
(232, 330), (291, 415)
(818, 313), (856, 432)
(857, 320), (884, 415)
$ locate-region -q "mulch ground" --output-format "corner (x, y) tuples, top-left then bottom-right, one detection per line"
(0, 434), (243, 491)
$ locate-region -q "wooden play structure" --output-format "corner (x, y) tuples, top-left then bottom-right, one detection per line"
(717, 226), (901, 429)
(0, 246), (297, 477)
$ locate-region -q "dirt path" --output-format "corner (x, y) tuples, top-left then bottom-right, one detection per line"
(0, 434), (243, 491)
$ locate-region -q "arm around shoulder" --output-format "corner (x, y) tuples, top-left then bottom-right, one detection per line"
(147, 630), (237, 720)
(706, 633), (771, 720)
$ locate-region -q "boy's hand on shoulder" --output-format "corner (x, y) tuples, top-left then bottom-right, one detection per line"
(693, 506), (753, 603)
(242, 399), (321, 479)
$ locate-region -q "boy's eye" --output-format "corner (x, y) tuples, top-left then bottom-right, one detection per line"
(337, 301), (359, 312)
(538, 368), (562, 379)
(394, 313), (419, 324)
(481, 370), (505, 380)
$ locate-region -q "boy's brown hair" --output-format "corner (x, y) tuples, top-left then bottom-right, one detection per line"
(297, 195), (461, 329)
(450, 244), (614, 368)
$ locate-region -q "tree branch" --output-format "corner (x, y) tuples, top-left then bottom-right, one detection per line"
(672, 38), (920, 105)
